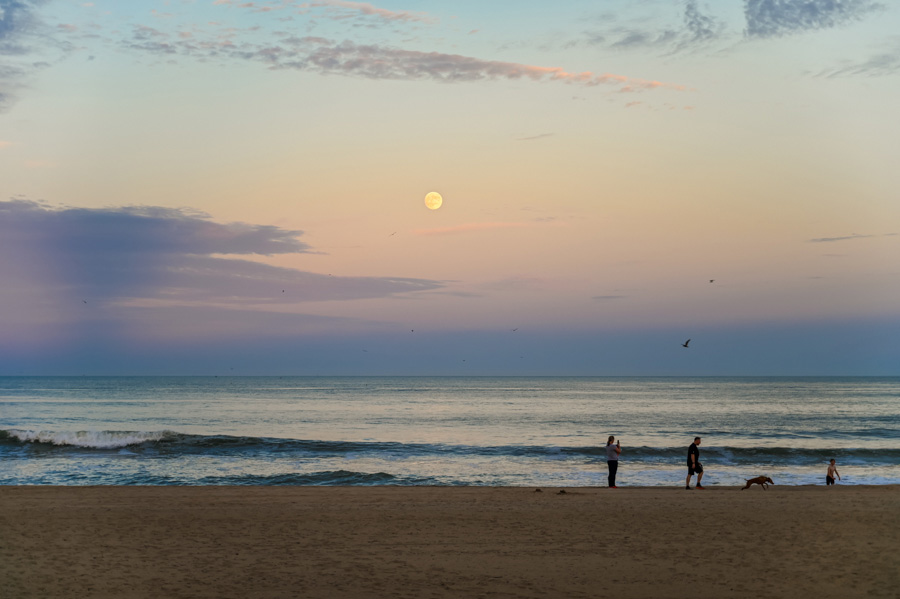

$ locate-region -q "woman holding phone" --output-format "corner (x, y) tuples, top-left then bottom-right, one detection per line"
(606, 435), (622, 488)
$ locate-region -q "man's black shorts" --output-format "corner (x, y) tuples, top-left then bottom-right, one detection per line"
(688, 462), (703, 475)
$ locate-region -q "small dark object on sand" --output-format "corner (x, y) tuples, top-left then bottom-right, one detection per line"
(742, 476), (775, 490)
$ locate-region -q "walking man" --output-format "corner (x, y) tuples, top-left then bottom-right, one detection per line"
(686, 436), (704, 490)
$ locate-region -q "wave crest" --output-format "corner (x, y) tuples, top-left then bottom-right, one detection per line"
(1, 429), (175, 449)
(2, 429), (898, 466)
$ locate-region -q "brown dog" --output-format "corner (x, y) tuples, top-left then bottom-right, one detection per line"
(741, 476), (774, 490)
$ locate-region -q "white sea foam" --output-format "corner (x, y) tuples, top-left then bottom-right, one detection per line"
(6, 429), (169, 448)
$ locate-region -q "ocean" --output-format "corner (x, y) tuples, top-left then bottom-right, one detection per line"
(1, 377), (897, 487)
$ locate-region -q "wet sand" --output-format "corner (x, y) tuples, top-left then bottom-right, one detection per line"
(1, 485), (897, 598)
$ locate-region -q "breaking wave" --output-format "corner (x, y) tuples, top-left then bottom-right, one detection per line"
(2, 429), (898, 467)
(0, 429), (174, 449)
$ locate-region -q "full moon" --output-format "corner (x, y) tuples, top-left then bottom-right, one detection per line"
(424, 192), (443, 210)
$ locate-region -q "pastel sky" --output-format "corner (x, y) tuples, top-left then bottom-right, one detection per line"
(1, 0), (898, 375)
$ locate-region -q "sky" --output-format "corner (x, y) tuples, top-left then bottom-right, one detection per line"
(1, 0), (898, 375)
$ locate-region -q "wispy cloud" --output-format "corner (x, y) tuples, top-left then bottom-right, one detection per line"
(414, 222), (545, 236)
(808, 233), (875, 243)
(820, 38), (900, 77)
(516, 133), (554, 142)
(0, 0), (42, 49)
(581, 0), (724, 54)
(0, 0), (50, 111)
(744, 0), (883, 38)
(479, 277), (546, 292)
(580, 0), (884, 66)
(118, 30), (687, 92)
(15, 2), (686, 99)
(212, 0), (435, 23)
(299, 1), (436, 24)
(290, 40), (685, 90)
(682, 0), (721, 46)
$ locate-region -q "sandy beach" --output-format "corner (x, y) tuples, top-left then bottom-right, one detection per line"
(1, 485), (897, 599)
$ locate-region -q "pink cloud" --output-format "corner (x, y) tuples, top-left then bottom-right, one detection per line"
(299, 1), (436, 24)
(288, 40), (686, 91)
(414, 222), (536, 236)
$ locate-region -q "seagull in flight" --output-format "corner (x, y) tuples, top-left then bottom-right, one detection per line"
(682, 339), (691, 348)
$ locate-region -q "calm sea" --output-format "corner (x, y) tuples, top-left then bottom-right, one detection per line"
(1, 377), (897, 487)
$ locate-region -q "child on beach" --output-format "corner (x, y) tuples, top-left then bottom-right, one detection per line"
(826, 459), (841, 485)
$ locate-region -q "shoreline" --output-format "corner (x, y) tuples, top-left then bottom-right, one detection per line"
(2, 485), (897, 598)
(2, 481), (898, 486)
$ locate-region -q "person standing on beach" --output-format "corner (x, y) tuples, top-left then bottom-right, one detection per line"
(686, 437), (704, 490)
(606, 435), (622, 488)
(826, 459), (841, 485)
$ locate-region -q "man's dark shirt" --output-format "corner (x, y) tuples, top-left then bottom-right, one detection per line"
(687, 442), (700, 465)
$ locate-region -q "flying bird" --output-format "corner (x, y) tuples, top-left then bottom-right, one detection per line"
(682, 339), (691, 348)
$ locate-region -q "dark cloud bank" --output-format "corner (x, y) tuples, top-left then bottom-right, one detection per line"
(0, 199), (442, 307)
